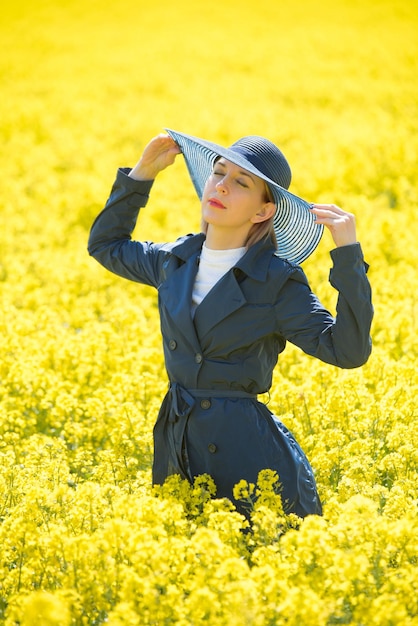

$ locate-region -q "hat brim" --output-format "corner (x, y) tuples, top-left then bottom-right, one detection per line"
(166, 128), (323, 264)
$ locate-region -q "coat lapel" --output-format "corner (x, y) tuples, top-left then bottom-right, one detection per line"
(158, 235), (279, 348)
(193, 238), (276, 337)
(158, 250), (202, 351)
(193, 270), (247, 337)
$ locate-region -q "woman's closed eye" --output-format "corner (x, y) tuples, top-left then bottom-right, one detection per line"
(213, 170), (249, 188)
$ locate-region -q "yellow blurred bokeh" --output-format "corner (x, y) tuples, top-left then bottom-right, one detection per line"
(1, 0), (417, 623)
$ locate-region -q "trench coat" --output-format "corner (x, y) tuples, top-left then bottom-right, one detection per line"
(88, 168), (373, 518)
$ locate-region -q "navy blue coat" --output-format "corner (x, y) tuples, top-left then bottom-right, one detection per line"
(88, 168), (373, 517)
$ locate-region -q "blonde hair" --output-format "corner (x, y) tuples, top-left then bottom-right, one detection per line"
(245, 182), (277, 248)
(200, 181), (277, 249)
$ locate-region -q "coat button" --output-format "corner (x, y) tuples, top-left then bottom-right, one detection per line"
(208, 443), (217, 454)
(194, 353), (203, 364)
(168, 339), (177, 350)
(200, 399), (211, 410)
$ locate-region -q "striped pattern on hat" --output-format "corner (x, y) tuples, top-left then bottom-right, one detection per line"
(166, 128), (323, 264)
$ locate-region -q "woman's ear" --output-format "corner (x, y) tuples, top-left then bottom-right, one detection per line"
(251, 202), (276, 224)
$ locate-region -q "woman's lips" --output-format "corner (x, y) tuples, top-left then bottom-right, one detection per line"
(208, 197), (226, 208)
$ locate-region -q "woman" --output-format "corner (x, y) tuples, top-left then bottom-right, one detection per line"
(88, 129), (373, 518)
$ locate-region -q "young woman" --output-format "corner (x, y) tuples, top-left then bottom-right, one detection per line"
(88, 129), (373, 518)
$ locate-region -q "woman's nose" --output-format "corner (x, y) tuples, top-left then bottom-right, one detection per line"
(216, 177), (227, 193)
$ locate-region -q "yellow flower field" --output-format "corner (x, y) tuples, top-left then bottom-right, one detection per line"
(1, 0), (417, 623)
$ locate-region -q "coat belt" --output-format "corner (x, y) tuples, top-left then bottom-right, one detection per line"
(152, 383), (258, 484)
(167, 382), (257, 422)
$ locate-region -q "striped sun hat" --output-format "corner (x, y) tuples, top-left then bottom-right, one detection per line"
(165, 128), (323, 265)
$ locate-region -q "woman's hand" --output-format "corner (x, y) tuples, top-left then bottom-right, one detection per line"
(129, 134), (181, 181)
(310, 203), (357, 248)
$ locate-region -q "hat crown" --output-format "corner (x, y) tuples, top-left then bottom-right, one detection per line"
(229, 136), (292, 190)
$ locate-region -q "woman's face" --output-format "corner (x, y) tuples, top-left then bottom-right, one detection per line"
(201, 158), (275, 238)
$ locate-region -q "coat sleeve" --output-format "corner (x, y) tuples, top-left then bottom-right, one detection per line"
(88, 168), (165, 287)
(274, 244), (373, 368)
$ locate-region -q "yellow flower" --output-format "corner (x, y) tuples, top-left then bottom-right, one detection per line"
(1, 0), (418, 623)
(10, 591), (71, 626)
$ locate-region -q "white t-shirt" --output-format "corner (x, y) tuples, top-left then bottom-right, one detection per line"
(191, 242), (246, 315)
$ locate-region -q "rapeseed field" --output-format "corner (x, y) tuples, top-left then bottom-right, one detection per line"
(1, 0), (417, 623)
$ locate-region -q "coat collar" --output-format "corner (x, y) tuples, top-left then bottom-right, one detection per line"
(159, 234), (287, 345)
(235, 237), (277, 282)
(170, 233), (277, 282)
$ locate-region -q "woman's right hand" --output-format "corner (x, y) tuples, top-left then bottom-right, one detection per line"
(129, 134), (181, 181)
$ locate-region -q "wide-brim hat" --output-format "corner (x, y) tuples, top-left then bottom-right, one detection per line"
(165, 128), (323, 264)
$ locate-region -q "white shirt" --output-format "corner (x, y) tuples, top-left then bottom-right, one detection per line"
(191, 243), (246, 315)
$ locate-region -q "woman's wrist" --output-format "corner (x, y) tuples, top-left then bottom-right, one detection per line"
(128, 161), (158, 181)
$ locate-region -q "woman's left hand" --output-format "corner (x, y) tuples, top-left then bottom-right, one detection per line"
(310, 203), (357, 248)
